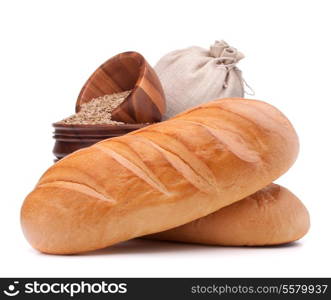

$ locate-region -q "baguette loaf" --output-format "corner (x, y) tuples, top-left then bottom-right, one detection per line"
(147, 184), (310, 246)
(21, 98), (299, 254)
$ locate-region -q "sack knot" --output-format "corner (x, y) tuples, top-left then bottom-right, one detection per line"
(210, 40), (244, 65)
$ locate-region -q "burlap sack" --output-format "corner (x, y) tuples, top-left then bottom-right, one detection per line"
(155, 40), (246, 119)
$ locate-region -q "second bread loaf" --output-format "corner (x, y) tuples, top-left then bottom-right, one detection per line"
(146, 184), (310, 246)
(21, 98), (299, 254)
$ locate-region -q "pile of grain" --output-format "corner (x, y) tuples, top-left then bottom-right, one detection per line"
(59, 90), (131, 125)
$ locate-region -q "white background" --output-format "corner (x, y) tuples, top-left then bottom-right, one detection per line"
(0, 0), (330, 277)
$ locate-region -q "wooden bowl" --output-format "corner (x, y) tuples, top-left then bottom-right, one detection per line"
(76, 51), (166, 124)
(52, 123), (148, 160)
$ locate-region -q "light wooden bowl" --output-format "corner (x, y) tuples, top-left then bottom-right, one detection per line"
(76, 51), (166, 123)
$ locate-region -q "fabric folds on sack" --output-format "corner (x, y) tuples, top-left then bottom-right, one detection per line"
(155, 40), (246, 119)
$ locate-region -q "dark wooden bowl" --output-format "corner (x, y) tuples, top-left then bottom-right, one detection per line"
(52, 122), (148, 160)
(76, 51), (166, 124)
